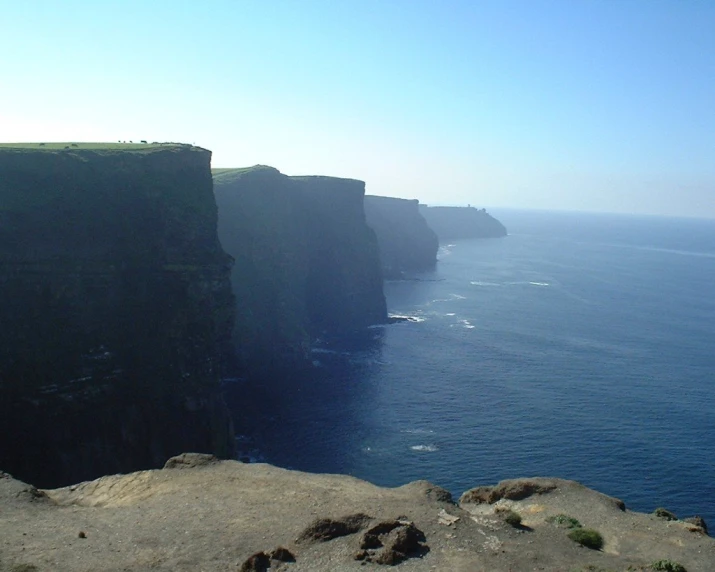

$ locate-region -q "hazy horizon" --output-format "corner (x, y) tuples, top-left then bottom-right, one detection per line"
(2, 0), (713, 219)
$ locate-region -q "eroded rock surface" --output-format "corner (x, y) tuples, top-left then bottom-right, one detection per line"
(0, 461), (713, 572)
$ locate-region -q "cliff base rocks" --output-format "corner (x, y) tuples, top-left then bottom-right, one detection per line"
(1, 457), (712, 572)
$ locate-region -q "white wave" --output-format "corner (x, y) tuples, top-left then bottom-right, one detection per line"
(451, 293), (467, 299)
(437, 245), (453, 258)
(410, 444), (439, 452)
(311, 348), (339, 354)
(445, 312), (456, 316)
(470, 281), (500, 287)
(505, 280), (550, 287)
(401, 429), (434, 434)
(459, 319), (475, 329)
(388, 313), (426, 323)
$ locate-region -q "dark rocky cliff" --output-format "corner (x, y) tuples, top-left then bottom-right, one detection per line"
(419, 205), (507, 240)
(0, 144), (236, 488)
(213, 166), (386, 372)
(364, 195), (438, 278)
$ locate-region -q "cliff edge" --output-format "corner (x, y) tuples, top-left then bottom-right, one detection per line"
(419, 205), (507, 241)
(1, 456), (711, 572)
(364, 195), (438, 278)
(0, 144), (235, 488)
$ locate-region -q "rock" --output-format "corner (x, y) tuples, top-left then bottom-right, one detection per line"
(402, 480), (453, 503)
(460, 478), (558, 504)
(357, 520), (428, 566)
(268, 546), (296, 562)
(458, 485), (494, 504)
(683, 516), (708, 534)
(296, 513), (373, 543)
(437, 509), (460, 526)
(360, 520), (402, 549)
(654, 507), (678, 521)
(163, 453), (219, 469)
(239, 551), (271, 572)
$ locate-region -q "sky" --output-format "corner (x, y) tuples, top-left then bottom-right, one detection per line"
(1, 0), (714, 218)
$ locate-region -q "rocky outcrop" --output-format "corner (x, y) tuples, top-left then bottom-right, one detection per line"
(0, 144), (236, 489)
(214, 166), (386, 372)
(419, 205), (507, 241)
(364, 196), (438, 278)
(1, 460), (712, 571)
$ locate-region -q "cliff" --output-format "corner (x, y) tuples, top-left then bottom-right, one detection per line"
(213, 166), (386, 372)
(364, 196), (438, 278)
(419, 205), (507, 241)
(1, 455), (712, 571)
(0, 144), (236, 489)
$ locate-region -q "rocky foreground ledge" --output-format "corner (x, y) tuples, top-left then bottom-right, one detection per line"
(1, 455), (712, 572)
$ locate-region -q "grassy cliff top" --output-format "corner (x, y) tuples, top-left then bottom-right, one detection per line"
(212, 166), (364, 187)
(0, 142), (204, 154)
(212, 165), (281, 185)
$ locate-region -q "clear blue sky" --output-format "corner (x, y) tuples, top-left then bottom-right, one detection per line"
(1, 0), (713, 217)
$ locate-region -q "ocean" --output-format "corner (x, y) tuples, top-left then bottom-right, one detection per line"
(235, 209), (715, 524)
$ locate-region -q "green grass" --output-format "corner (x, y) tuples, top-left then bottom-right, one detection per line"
(503, 510), (522, 527)
(546, 514), (582, 529)
(10, 564), (39, 572)
(567, 528), (604, 550)
(650, 560), (687, 572)
(653, 508), (678, 521)
(212, 165), (278, 184)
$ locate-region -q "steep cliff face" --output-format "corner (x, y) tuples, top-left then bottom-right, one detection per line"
(364, 195), (438, 278)
(419, 205), (507, 240)
(291, 176), (387, 334)
(214, 167), (386, 372)
(0, 144), (236, 488)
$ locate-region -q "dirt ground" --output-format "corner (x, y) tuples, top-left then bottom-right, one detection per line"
(1, 454), (712, 572)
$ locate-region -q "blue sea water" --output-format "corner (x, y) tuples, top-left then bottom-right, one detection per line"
(238, 210), (715, 524)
